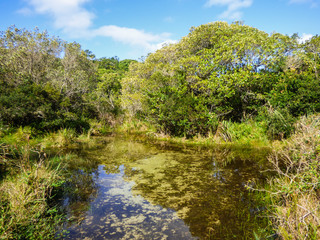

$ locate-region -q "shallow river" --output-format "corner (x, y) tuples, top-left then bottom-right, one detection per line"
(59, 135), (271, 239)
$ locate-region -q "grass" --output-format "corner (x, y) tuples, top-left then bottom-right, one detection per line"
(255, 114), (320, 239)
(211, 119), (270, 147)
(115, 117), (271, 149)
(0, 143), (65, 239)
(0, 126), (97, 239)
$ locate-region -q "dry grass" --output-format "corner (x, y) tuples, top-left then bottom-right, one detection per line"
(0, 158), (63, 239)
(42, 128), (77, 148)
(266, 114), (320, 240)
(0, 127), (65, 239)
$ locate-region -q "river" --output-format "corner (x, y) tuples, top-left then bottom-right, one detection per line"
(58, 135), (271, 239)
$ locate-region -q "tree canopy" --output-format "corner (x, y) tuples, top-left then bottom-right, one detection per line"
(0, 26), (135, 131)
(121, 22), (320, 137)
(1, 23), (320, 138)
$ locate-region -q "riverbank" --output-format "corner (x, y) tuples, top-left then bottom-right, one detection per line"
(115, 118), (271, 149)
(1, 114), (320, 239)
(115, 115), (320, 239)
(0, 127), (98, 239)
(259, 114), (320, 239)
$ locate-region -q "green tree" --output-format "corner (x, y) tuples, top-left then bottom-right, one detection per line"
(0, 26), (63, 86)
(0, 27), (98, 131)
(121, 22), (297, 137)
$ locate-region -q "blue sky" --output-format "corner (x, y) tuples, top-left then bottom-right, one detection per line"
(0, 0), (319, 60)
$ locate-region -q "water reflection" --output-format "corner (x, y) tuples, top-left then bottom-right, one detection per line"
(65, 165), (196, 239)
(61, 136), (270, 239)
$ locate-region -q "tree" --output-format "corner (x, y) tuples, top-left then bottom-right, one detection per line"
(0, 27), (97, 131)
(304, 35), (320, 80)
(0, 26), (63, 86)
(121, 22), (296, 137)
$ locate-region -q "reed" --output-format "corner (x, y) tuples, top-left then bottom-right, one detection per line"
(261, 114), (320, 239)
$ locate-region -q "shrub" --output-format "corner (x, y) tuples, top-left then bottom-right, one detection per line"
(262, 114), (320, 239)
(215, 120), (269, 145)
(260, 107), (295, 140)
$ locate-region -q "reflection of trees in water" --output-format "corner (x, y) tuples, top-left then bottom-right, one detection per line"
(57, 154), (101, 224)
(98, 139), (271, 239)
(59, 137), (271, 239)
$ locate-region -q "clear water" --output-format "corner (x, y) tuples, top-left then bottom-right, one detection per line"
(59, 135), (271, 239)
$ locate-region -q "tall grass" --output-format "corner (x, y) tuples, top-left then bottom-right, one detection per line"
(116, 118), (158, 135)
(0, 126), (87, 239)
(262, 114), (320, 239)
(0, 162), (64, 239)
(213, 120), (270, 147)
(41, 128), (77, 149)
(0, 134), (65, 239)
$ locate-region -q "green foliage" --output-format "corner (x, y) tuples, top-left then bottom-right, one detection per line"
(0, 26), (63, 86)
(0, 79), (91, 132)
(92, 72), (122, 120)
(121, 22), (299, 137)
(1, 23), (320, 140)
(0, 27), (138, 132)
(97, 56), (120, 72)
(260, 107), (295, 140)
(260, 114), (320, 239)
(89, 57), (136, 124)
(268, 71), (320, 116)
(304, 35), (320, 80)
(216, 120), (268, 145)
(147, 78), (217, 137)
(120, 21), (320, 140)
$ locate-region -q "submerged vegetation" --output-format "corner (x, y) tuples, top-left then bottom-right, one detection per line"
(1, 21), (320, 239)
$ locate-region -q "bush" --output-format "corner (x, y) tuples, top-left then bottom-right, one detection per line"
(268, 72), (320, 117)
(215, 120), (268, 145)
(259, 107), (295, 140)
(146, 81), (218, 138)
(262, 114), (320, 239)
(0, 80), (91, 133)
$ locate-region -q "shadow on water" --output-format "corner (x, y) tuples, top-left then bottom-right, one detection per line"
(57, 135), (272, 239)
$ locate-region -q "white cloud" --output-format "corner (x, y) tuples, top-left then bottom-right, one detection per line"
(25, 0), (94, 32)
(205, 0), (253, 20)
(16, 7), (33, 16)
(298, 33), (313, 43)
(93, 25), (175, 51)
(289, 0), (319, 7)
(19, 0), (176, 55)
(149, 40), (179, 52)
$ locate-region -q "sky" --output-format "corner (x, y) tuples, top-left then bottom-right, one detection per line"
(0, 0), (319, 60)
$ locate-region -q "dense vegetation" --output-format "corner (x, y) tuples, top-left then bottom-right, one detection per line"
(122, 22), (320, 140)
(0, 26), (136, 132)
(0, 26), (135, 238)
(1, 23), (320, 139)
(1, 22), (320, 239)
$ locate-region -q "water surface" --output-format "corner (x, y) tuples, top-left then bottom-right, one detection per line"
(60, 135), (271, 239)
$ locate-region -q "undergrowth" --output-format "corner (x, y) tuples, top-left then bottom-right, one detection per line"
(0, 126), (95, 239)
(0, 138), (65, 239)
(259, 114), (320, 239)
